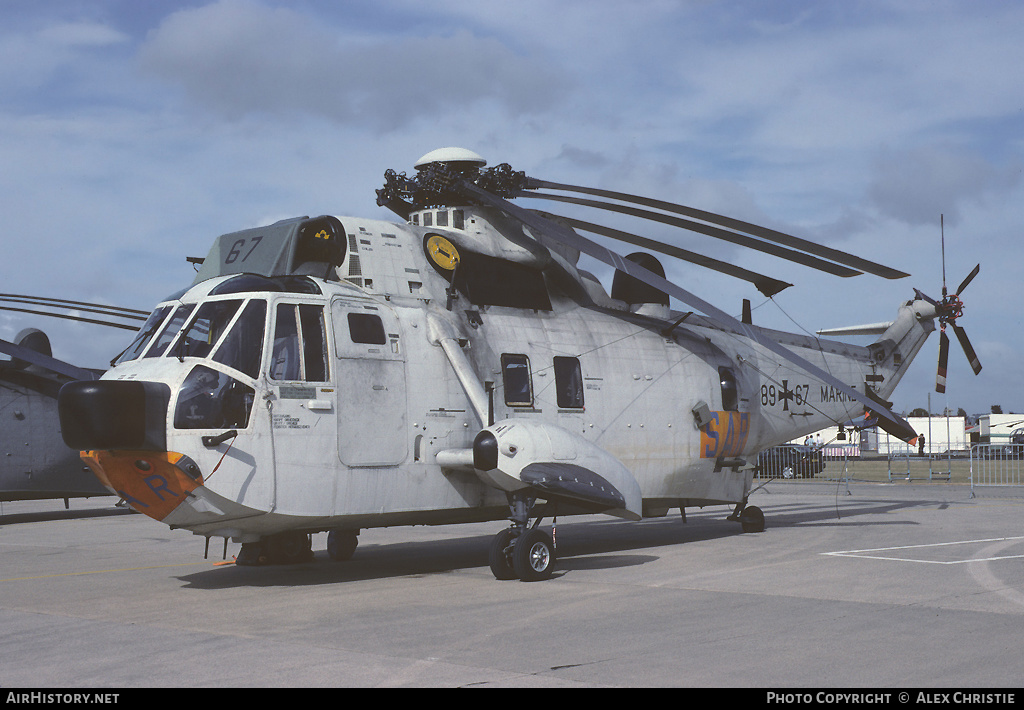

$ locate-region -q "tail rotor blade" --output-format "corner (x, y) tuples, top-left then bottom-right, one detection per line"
(955, 264), (980, 296)
(952, 323), (982, 375)
(936, 329), (950, 393)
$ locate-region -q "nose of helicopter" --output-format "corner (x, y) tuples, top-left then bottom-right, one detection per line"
(81, 449), (204, 521)
(59, 379), (171, 451)
(58, 379), (204, 520)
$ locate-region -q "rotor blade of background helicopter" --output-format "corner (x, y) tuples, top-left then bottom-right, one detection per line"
(0, 294), (149, 317)
(952, 323), (982, 375)
(0, 305), (141, 330)
(0, 296), (149, 322)
(519, 191), (863, 278)
(936, 329), (950, 393)
(460, 180), (918, 442)
(523, 178), (910, 280)
(556, 215), (793, 297)
(955, 264), (980, 296)
(0, 337), (100, 380)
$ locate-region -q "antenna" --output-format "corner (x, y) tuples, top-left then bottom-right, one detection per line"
(941, 214), (947, 296)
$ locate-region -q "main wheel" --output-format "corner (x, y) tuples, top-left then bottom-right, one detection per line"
(488, 528), (518, 580)
(327, 530), (359, 561)
(740, 505), (765, 533)
(512, 528), (555, 582)
(265, 531), (313, 564)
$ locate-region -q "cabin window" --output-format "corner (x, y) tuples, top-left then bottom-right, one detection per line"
(553, 356), (584, 409)
(270, 303), (328, 382)
(501, 354), (533, 407)
(435, 210), (448, 227)
(453, 210), (465, 230)
(423, 212), (433, 227)
(719, 366), (739, 411)
(347, 312), (387, 345)
(145, 304), (196, 358)
(212, 299), (267, 378)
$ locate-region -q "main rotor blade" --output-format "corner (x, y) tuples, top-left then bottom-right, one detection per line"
(520, 191), (863, 278)
(955, 264), (980, 296)
(0, 293), (148, 317)
(556, 215), (793, 297)
(0, 305), (141, 331)
(936, 329), (949, 393)
(0, 338), (99, 380)
(461, 179), (918, 442)
(952, 323), (982, 375)
(0, 296), (148, 323)
(524, 178), (910, 280)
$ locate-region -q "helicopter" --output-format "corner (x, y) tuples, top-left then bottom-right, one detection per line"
(0, 296), (146, 504)
(56, 147), (981, 581)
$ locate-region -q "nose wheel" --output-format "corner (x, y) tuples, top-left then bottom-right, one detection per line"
(488, 494), (557, 581)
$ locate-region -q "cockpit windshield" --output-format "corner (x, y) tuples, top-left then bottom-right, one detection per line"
(212, 299), (266, 378)
(145, 304), (196, 358)
(113, 305), (172, 366)
(114, 296), (268, 382)
(174, 300), (242, 360)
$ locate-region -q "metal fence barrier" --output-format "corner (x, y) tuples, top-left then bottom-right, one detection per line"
(753, 446), (851, 494)
(970, 444), (1024, 497)
(887, 452), (952, 482)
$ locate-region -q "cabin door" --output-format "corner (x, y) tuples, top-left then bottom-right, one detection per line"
(331, 300), (408, 466)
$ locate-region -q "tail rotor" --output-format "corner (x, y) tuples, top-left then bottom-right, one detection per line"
(925, 216), (981, 393)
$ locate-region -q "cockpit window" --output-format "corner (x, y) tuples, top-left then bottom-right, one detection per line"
(212, 299), (266, 378)
(174, 365), (255, 430)
(113, 305), (172, 365)
(145, 304), (195, 358)
(270, 303), (328, 382)
(174, 300), (242, 360)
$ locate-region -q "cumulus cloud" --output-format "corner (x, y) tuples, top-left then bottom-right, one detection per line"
(137, 0), (570, 130)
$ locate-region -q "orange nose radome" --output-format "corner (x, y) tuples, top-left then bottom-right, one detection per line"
(82, 450), (203, 521)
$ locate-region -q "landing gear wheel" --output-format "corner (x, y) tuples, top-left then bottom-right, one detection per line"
(327, 530), (359, 561)
(488, 528), (518, 580)
(265, 531), (313, 564)
(512, 528), (556, 582)
(740, 505), (765, 533)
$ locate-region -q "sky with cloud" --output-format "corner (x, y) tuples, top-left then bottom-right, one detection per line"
(2, 0), (1022, 417)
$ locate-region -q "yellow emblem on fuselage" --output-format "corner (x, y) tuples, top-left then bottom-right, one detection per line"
(426, 234), (460, 271)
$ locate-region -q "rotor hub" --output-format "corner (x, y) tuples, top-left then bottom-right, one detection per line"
(938, 293), (964, 325)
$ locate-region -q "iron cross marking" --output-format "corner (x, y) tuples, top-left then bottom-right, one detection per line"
(779, 380), (795, 412)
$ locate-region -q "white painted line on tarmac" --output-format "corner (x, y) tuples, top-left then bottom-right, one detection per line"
(824, 536), (1024, 564)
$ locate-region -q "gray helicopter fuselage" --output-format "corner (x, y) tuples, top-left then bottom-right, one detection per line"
(68, 211), (932, 543)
